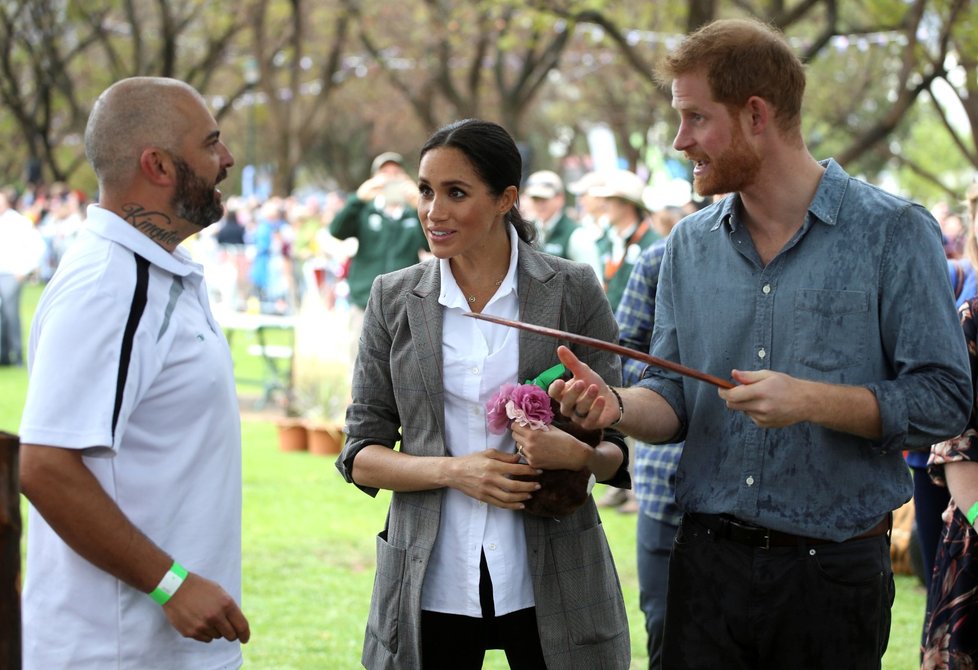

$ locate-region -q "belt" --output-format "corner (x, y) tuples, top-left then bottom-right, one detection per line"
(687, 512), (891, 550)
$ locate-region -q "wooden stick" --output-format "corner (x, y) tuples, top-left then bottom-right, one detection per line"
(465, 312), (735, 389)
(0, 431), (21, 670)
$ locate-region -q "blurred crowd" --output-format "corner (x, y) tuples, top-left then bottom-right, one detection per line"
(3, 172), (973, 323)
(0, 164), (705, 323)
(6, 169), (969, 387)
(195, 191), (352, 316)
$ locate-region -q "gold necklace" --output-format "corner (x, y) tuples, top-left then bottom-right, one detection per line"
(467, 278), (504, 303)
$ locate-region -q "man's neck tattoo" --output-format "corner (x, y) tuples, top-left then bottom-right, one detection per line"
(122, 203), (180, 248)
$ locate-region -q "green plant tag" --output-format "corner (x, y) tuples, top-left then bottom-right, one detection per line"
(526, 363), (567, 390)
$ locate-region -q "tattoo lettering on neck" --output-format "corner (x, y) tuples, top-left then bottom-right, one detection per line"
(122, 203), (180, 247)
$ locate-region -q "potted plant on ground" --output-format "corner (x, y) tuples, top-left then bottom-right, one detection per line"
(294, 359), (350, 456)
(274, 414), (309, 453)
(275, 281), (355, 456)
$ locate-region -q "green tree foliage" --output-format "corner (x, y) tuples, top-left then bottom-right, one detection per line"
(0, 0), (973, 203)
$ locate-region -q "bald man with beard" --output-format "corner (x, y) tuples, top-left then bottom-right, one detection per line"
(18, 77), (249, 670)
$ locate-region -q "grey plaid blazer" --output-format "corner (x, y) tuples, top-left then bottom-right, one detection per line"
(336, 240), (631, 669)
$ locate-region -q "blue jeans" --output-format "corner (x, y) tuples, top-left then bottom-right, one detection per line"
(912, 465), (950, 589)
(638, 511), (679, 670)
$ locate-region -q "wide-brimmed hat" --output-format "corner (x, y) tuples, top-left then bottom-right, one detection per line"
(524, 170), (564, 199)
(644, 177), (693, 211)
(568, 171), (605, 196)
(371, 151), (405, 174)
(589, 169), (647, 211)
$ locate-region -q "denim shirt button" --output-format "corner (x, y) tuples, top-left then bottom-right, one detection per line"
(757, 348), (766, 359)
(762, 284), (772, 294)
(746, 475), (755, 486)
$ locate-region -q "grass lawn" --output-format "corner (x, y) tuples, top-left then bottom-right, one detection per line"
(2, 282), (928, 669)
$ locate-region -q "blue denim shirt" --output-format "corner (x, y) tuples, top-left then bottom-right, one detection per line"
(637, 159), (972, 541)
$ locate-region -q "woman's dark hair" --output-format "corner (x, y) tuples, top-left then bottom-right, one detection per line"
(420, 119), (536, 245)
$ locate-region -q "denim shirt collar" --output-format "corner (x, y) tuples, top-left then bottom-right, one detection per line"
(710, 158), (848, 233)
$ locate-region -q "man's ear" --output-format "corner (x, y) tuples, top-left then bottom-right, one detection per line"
(744, 96), (770, 136)
(139, 148), (175, 186)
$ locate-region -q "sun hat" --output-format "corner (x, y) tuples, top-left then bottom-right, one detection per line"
(568, 171), (605, 196)
(370, 151), (405, 174)
(524, 170), (564, 199)
(588, 169), (647, 210)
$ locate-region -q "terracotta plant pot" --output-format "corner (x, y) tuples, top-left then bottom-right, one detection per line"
(276, 418), (309, 453)
(306, 422), (345, 456)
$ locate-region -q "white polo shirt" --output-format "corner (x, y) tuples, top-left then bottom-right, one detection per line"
(19, 205), (243, 670)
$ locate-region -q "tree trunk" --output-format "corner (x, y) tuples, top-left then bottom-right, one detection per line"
(686, 0), (717, 32)
(0, 431), (21, 670)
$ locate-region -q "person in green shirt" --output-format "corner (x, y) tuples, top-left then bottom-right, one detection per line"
(593, 169), (659, 312)
(329, 152), (429, 311)
(593, 169), (657, 514)
(523, 170), (602, 279)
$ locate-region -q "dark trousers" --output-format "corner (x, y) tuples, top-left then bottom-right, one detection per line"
(0, 274), (22, 366)
(421, 552), (547, 669)
(912, 466), (950, 590)
(637, 512), (678, 670)
(662, 514), (894, 670)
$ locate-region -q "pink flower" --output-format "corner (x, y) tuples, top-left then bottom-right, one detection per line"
(485, 382), (554, 434)
(487, 383), (519, 434)
(507, 384), (554, 429)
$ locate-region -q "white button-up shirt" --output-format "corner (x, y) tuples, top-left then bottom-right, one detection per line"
(421, 225), (534, 618)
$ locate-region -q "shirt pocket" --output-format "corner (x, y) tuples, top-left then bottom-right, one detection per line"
(794, 289), (870, 372)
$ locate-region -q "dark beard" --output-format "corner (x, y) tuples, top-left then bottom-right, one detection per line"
(171, 157), (224, 228)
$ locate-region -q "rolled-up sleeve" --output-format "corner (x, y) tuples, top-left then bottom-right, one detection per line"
(334, 275), (402, 496)
(868, 203), (972, 453)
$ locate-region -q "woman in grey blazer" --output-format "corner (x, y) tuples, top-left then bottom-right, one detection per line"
(335, 119), (631, 669)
